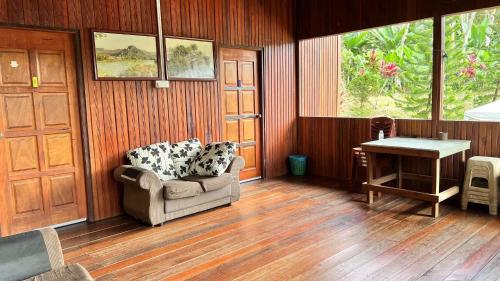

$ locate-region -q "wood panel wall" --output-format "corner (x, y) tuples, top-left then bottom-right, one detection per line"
(0, 0), (296, 221)
(297, 0), (499, 40)
(298, 117), (500, 188)
(299, 36), (341, 117)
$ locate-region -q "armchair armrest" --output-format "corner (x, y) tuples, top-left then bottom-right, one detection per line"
(39, 228), (64, 269)
(227, 156), (245, 177)
(114, 165), (165, 225)
(0, 228), (64, 281)
(226, 156), (245, 202)
(114, 165), (162, 191)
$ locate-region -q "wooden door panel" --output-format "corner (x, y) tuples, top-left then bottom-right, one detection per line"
(224, 61), (238, 86)
(2, 94), (36, 131)
(0, 29), (86, 236)
(39, 93), (70, 128)
(224, 91), (239, 116)
(221, 48), (262, 181)
(242, 119), (256, 142)
(37, 51), (67, 86)
(241, 146), (257, 169)
(49, 173), (76, 208)
(240, 91), (255, 114)
(10, 178), (44, 215)
(0, 49), (31, 86)
(240, 62), (255, 86)
(7, 136), (39, 173)
(43, 133), (74, 169)
(225, 120), (240, 143)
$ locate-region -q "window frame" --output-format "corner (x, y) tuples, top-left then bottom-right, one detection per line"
(298, 6), (499, 123)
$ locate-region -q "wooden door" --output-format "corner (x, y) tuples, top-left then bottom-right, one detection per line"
(220, 48), (262, 181)
(0, 28), (86, 236)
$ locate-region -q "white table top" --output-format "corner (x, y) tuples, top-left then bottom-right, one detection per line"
(361, 137), (471, 158)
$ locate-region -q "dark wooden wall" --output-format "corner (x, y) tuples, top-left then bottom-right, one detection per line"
(297, 0), (499, 40)
(0, 0), (296, 220)
(299, 36), (341, 117)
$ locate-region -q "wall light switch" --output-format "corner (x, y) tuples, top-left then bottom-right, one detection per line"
(155, 80), (170, 89)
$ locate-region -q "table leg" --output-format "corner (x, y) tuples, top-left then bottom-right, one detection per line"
(459, 151), (466, 188)
(431, 158), (441, 217)
(367, 152), (375, 204)
(374, 154), (382, 199)
(397, 155), (403, 188)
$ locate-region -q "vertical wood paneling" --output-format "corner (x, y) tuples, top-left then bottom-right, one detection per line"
(299, 36), (341, 117)
(0, 0), (8, 22)
(1, 0), (296, 220)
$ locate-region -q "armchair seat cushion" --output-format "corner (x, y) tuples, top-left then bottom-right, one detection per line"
(163, 180), (203, 200)
(182, 173), (233, 192)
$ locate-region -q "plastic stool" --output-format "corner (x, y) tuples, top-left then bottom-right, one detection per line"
(461, 156), (500, 215)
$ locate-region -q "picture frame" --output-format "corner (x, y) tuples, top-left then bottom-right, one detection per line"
(91, 30), (160, 80)
(164, 37), (216, 81)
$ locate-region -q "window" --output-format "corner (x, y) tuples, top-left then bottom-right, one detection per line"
(299, 6), (499, 122)
(339, 19), (433, 119)
(443, 8), (499, 121)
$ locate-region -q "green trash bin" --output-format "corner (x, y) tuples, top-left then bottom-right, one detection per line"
(289, 155), (307, 176)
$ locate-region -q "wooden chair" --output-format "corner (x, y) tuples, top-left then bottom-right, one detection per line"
(350, 117), (396, 192)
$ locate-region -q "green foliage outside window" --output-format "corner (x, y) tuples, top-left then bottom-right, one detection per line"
(340, 8), (498, 120)
(340, 19), (433, 118)
(443, 9), (499, 120)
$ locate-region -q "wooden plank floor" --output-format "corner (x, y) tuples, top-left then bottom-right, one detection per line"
(57, 177), (500, 281)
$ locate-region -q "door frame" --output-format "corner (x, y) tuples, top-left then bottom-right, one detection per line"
(218, 45), (266, 180)
(0, 23), (95, 222)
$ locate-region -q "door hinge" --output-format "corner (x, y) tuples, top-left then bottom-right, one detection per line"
(32, 76), (40, 88)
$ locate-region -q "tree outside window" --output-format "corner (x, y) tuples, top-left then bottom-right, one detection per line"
(443, 8), (499, 121)
(340, 19), (433, 119)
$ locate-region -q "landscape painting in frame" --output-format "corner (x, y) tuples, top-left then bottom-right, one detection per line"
(92, 31), (159, 80)
(165, 37), (215, 80)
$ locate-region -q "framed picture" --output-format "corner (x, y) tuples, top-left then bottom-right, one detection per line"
(91, 30), (160, 80)
(165, 37), (215, 80)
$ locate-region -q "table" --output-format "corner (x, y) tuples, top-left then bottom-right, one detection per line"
(361, 137), (471, 217)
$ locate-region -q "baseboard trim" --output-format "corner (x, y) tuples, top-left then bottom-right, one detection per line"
(240, 177), (262, 183)
(49, 218), (87, 230)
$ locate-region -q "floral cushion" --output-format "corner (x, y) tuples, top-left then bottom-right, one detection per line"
(190, 142), (236, 176)
(126, 142), (177, 181)
(169, 138), (203, 177)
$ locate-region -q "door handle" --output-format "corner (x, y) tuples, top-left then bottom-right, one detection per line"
(256, 114), (262, 119)
(32, 76), (40, 88)
(0, 132), (4, 139)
